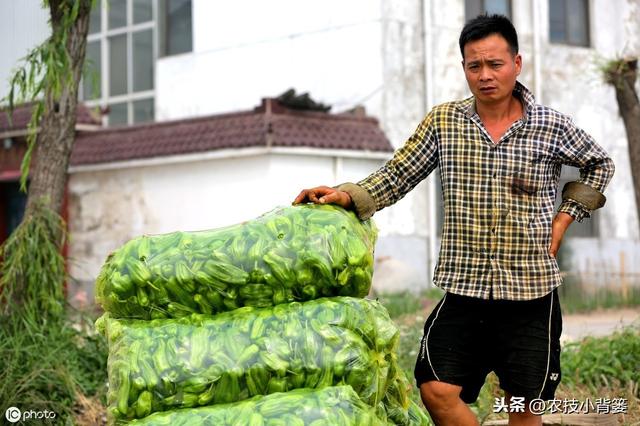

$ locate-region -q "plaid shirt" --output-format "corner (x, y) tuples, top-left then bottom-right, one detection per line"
(353, 82), (614, 300)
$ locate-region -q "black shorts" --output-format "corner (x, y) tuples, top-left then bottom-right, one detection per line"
(414, 289), (562, 403)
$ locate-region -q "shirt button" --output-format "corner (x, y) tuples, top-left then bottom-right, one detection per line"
(491, 228), (496, 234)
(492, 172), (497, 179)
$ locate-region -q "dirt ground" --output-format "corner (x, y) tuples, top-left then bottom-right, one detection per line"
(562, 307), (640, 342)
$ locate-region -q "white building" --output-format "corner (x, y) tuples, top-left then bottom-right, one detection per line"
(1, 0), (639, 303)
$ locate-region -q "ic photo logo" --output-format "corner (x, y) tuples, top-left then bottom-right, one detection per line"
(5, 406), (57, 423)
(5, 407), (20, 423)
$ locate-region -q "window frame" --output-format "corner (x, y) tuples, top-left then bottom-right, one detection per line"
(548, 0), (591, 47)
(81, 0), (158, 126)
(465, 0), (513, 21)
(158, 0), (193, 57)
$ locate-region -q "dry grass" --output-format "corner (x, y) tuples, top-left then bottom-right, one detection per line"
(554, 384), (640, 426)
(73, 392), (107, 426)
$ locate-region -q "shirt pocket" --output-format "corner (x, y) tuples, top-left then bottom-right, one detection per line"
(510, 147), (548, 197)
(507, 142), (555, 225)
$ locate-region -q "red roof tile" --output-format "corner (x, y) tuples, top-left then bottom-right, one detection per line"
(70, 99), (392, 166)
(0, 102), (101, 133)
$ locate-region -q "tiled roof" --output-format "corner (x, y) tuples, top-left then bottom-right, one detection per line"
(0, 102), (100, 133)
(70, 99), (393, 166)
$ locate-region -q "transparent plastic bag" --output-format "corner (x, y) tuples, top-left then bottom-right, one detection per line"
(96, 204), (377, 319)
(378, 373), (432, 426)
(97, 297), (398, 422)
(407, 402), (432, 426)
(125, 386), (387, 426)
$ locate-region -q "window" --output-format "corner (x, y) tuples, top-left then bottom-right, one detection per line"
(81, 0), (167, 126)
(134, 0), (153, 24)
(133, 29), (154, 92)
(133, 98), (154, 123)
(89, 1), (101, 34)
(109, 0), (127, 30)
(109, 34), (128, 96)
(465, 0), (512, 20)
(82, 41), (101, 100)
(549, 0), (590, 47)
(108, 102), (128, 126)
(159, 0), (193, 56)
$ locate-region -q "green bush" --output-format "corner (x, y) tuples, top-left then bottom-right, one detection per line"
(375, 288), (444, 320)
(375, 292), (423, 320)
(561, 323), (640, 395)
(0, 311), (108, 424)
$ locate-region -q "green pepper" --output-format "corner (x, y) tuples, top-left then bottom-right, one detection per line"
(116, 365), (130, 415)
(134, 390), (152, 418)
(266, 376), (287, 394)
(152, 340), (171, 373)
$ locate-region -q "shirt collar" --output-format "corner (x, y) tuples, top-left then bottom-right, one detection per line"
(461, 81), (535, 120)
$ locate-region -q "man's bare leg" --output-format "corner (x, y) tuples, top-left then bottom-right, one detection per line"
(420, 381), (479, 426)
(505, 391), (542, 426)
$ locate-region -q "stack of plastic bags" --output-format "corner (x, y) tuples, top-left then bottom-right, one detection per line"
(95, 204), (429, 425)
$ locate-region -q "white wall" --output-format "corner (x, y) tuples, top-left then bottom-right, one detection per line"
(156, 0), (384, 120)
(0, 1), (50, 100)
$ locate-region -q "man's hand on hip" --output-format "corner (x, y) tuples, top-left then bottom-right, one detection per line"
(293, 185), (352, 209)
(549, 212), (574, 258)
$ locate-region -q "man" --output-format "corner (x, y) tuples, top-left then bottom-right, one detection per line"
(293, 14), (614, 426)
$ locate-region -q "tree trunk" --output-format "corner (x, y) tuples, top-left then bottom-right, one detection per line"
(25, 0), (92, 222)
(606, 59), (640, 227)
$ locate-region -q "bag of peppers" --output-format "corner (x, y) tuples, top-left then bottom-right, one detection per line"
(97, 297), (400, 422)
(125, 386), (387, 426)
(96, 204), (377, 320)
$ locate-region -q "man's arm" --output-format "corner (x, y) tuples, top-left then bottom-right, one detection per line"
(337, 111), (440, 219)
(549, 115), (615, 256)
(549, 212), (573, 258)
(556, 116), (615, 221)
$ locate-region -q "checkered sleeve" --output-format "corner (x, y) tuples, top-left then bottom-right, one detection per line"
(556, 116), (615, 222)
(357, 110), (439, 212)
(558, 199), (589, 222)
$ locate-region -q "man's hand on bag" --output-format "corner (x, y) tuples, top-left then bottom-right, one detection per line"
(549, 212), (574, 258)
(293, 186), (352, 209)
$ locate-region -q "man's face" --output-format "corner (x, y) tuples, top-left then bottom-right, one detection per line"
(462, 34), (521, 105)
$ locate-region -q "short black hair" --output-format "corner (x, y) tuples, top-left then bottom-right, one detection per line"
(459, 14), (519, 58)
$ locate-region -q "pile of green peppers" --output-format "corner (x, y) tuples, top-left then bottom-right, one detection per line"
(126, 386), (387, 426)
(95, 205), (431, 425)
(96, 205), (378, 319)
(98, 298), (402, 422)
